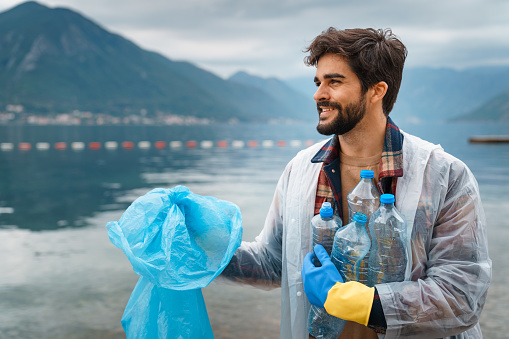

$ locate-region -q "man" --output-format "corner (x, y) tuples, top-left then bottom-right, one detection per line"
(221, 28), (491, 338)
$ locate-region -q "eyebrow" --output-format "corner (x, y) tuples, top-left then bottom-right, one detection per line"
(314, 73), (346, 83)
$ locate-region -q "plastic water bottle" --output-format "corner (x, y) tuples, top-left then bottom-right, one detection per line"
(367, 194), (408, 287)
(347, 170), (380, 224)
(308, 202), (343, 339)
(311, 202), (342, 256)
(331, 213), (371, 283)
(346, 170), (379, 284)
(328, 213), (371, 336)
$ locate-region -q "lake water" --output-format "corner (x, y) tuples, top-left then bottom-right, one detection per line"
(0, 121), (508, 338)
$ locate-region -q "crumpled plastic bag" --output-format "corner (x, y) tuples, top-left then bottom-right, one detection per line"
(121, 278), (213, 338)
(106, 185), (243, 338)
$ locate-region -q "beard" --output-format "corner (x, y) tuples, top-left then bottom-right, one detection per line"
(316, 95), (367, 136)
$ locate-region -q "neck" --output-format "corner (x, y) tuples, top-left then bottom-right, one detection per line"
(338, 111), (387, 157)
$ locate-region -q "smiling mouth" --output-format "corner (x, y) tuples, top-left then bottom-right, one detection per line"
(317, 101), (339, 114)
(320, 107), (334, 113)
(318, 106), (336, 118)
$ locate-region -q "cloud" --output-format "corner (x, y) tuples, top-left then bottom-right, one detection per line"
(1, 0), (508, 78)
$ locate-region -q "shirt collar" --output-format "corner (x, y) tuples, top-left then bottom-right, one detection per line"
(311, 116), (404, 179)
(310, 134), (340, 165)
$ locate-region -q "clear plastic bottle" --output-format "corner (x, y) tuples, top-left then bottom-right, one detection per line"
(347, 170), (380, 224)
(331, 212), (371, 283)
(328, 212), (371, 336)
(311, 202), (342, 256)
(307, 202), (343, 339)
(367, 194), (408, 287)
(347, 170), (380, 284)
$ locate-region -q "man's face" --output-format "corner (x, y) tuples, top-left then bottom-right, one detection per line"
(313, 54), (367, 136)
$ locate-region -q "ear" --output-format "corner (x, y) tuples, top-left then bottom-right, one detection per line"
(369, 81), (388, 104)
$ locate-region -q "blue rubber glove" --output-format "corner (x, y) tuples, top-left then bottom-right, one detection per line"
(301, 244), (344, 308)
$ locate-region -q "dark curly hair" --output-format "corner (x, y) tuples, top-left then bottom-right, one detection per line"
(304, 28), (407, 115)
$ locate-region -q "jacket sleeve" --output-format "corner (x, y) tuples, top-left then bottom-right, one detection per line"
(377, 151), (492, 338)
(218, 158), (294, 290)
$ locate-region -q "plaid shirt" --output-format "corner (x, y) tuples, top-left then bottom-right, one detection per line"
(311, 117), (404, 217)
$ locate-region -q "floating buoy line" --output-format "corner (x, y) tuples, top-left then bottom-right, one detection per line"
(0, 139), (317, 151)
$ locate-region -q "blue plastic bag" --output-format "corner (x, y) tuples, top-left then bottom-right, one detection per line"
(106, 186), (243, 338)
(121, 278), (213, 338)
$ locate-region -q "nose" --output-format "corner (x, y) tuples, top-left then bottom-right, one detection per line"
(313, 83), (329, 102)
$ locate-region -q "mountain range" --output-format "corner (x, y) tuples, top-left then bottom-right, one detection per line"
(0, 1), (314, 122)
(394, 67), (509, 122)
(1, 1), (508, 123)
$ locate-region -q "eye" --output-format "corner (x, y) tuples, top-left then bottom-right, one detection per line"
(314, 82), (321, 87)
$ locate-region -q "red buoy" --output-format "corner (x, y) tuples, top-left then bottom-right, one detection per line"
(122, 141), (134, 149)
(19, 142), (31, 151)
(217, 140), (228, 148)
(89, 142), (101, 150)
(154, 141), (166, 149)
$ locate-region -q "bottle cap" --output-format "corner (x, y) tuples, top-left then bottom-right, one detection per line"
(320, 202), (334, 218)
(353, 212), (367, 224)
(360, 170), (374, 179)
(380, 193), (395, 204)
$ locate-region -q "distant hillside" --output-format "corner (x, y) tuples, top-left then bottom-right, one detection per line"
(394, 67), (509, 123)
(150, 58), (314, 122)
(0, 1), (311, 122)
(454, 89), (509, 122)
(228, 71), (315, 121)
(286, 66), (509, 123)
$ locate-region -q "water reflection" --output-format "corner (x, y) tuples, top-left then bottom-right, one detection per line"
(0, 143), (302, 231)
(0, 149), (142, 230)
(0, 123), (508, 338)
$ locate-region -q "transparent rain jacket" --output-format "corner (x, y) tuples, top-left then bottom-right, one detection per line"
(221, 131), (491, 339)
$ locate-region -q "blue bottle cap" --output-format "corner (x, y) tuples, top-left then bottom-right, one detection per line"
(353, 212), (367, 224)
(380, 194), (395, 204)
(360, 170), (374, 179)
(320, 202), (334, 218)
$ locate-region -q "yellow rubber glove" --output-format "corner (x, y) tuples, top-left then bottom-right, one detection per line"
(323, 281), (375, 326)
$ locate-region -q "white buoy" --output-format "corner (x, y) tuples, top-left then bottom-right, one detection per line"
(138, 141), (151, 149)
(36, 142), (50, 150)
(262, 140), (274, 148)
(232, 140), (245, 148)
(201, 140), (214, 149)
(105, 141), (118, 150)
(170, 141), (183, 148)
(0, 143), (14, 151)
(71, 142), (85, 151)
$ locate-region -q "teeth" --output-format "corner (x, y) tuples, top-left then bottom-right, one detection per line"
(321, 108), (333, 112)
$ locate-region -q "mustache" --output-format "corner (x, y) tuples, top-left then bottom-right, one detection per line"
(317, 101), (342, 112)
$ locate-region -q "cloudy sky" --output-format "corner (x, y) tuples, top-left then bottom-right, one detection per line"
(1, 0), (508, 79)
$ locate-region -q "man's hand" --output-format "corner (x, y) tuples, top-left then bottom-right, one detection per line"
(301, 244), (343, 308)
(302, 245), (376, 325)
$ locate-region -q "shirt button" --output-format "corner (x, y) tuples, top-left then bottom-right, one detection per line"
(331, 169), (336, 173)
(291, 218), (296, 223)
(297, 291), (302, 297)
